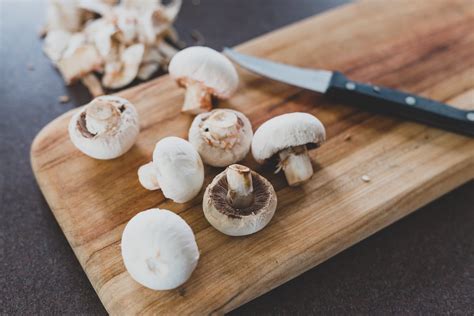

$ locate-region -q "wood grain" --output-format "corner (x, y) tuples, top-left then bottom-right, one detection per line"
(31, 0), (474, 314)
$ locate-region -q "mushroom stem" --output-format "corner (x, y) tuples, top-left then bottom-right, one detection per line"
(138, 162), (161, 190)
(201, 110), (241, 149)
(182, 81), (212, 114)
(85, 99), (121, 135)
(226, 164), (254, 209)
(278, 145), (314, 186)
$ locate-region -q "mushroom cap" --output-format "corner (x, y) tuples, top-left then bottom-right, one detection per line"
(121, 208), (199, 290)
(168, 46), (239, 99)
(251, 112), (326, 164)
(152, 137), (204, 203)
(203, 169), (277, 236)
(188, 109), (253, 167)
(68, 95), (139, 160)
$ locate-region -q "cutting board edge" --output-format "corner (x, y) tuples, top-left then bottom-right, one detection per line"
(28, 0), (474, 313)
(31, 113), (474, 314)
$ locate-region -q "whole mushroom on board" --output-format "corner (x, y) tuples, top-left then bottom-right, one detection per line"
(169, 46), (239, 114)
(252, 112), (326, 186)
(68, 95), (139, 159)
(121, 208), (199, 290)
(138, 137), (204, 203)
(203, 164), (277, 236)
(188, 109), (253, 167)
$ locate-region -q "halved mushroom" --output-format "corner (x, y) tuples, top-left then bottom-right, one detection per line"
(45, 0), (84, 33)
(138, 137), (204, 203)
(188, 109), (253, 167)
(61, 32), (87, 58)
(203, 164), (277, 236)
(83, 18), (117, 58)
(43, 29), (72, 62)
(68, 95), (139, 159)
(169, 46), (239, 114)
(252, 112), (326, 186)
(102, 43), (144, 89)
(78, 0), (113, 16)
(137, 46), (165, 80)
(57, 44), (103, 84)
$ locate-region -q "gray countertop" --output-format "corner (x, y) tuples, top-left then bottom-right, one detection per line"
(1, 0), (472, 314)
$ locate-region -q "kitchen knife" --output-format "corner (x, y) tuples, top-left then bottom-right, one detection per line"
(224, 48), (474, 137)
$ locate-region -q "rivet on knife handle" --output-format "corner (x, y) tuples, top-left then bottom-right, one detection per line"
(328, 72), (474, 137)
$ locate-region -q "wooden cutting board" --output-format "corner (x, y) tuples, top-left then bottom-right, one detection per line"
(31, 0), (474, 314)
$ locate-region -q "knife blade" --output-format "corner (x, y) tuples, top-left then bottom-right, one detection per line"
(223, 48), (474, 137)
(224, 48), (333, 93)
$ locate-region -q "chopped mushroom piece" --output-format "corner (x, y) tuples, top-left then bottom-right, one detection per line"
(137, 63), (160, 80)
(188, 109), (253, 167)
(361, 175), (371, 182)
(68, 95), (139, 159)
(169, 46), (239, 114)
(81, 73), (105, 97)
(45, 0), (85, 32)
(102, 43), (144, 89)
(137, 46), (164, 80)
(57, 44), (103, 84)
(43, 29), (72, 62)
(203, 164), (277, 236)
(252, 112), (326, 186)
(58, 95), (70, 103)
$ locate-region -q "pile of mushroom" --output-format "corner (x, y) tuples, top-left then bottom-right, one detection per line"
(203, 164), (277, 236)
(169, 46), (239, 114)
(121, 208), (199, 290)
(42, 0), (182, 96)
(68, 95), (139, 159)
(188, 109), (253, 167)
(138, 137), (204, 203)
(252, 112), (326, 186)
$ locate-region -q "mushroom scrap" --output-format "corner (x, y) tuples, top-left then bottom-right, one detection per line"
(188, 109), (253, 167)
(121, 208), (199, 290)
(169, 46), (239, 114)
(138, 137), (204, 203)
(68, 95), (139, 159)
(252, 112), (326, 186)
(42, 0), (182, 96)
(203, 164), (277, 236)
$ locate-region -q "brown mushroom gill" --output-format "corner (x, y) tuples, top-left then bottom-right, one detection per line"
(77, 111), (95, 138)
(208, 171), (273, 218)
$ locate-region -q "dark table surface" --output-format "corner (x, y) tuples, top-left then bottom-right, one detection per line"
(1, 0), (473, 314)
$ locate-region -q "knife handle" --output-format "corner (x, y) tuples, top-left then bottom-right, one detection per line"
(327, 72), (474, 137)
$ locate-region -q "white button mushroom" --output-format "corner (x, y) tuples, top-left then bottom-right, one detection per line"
(68, 95), (139, 159)
(203, 164), (277, 236)
(188, 109), (253, 167)
(121, 208), (200, 290)
(138, 137), (204, 203)
(169, 46), (239, 114)
(251, 112), (326, 186)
